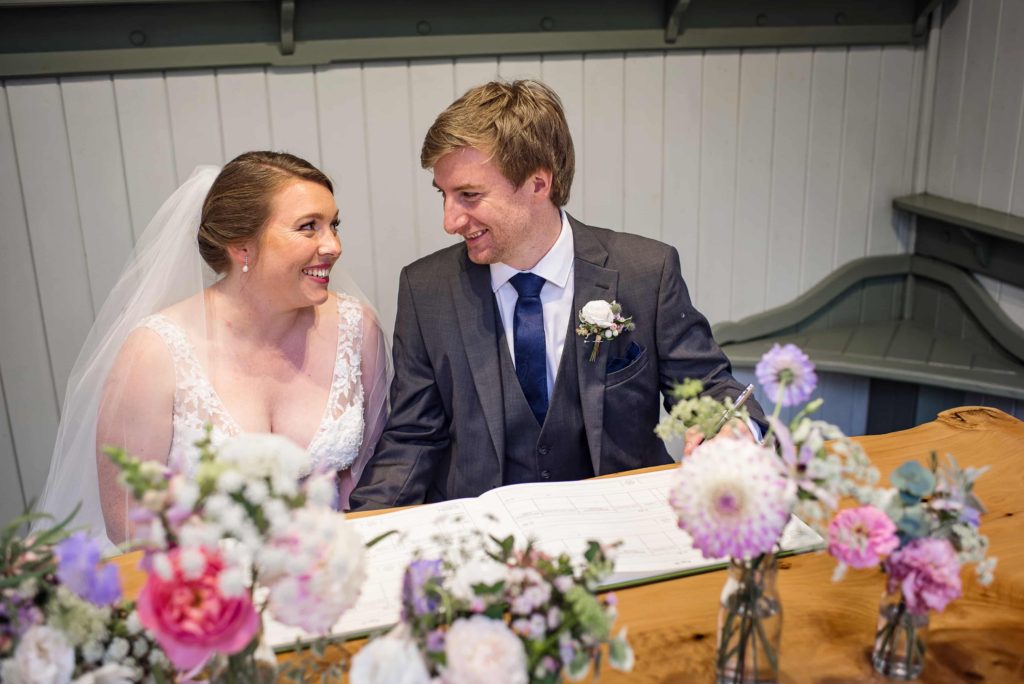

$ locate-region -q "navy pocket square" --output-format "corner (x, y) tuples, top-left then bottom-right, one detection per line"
(607, 341), (644, 374)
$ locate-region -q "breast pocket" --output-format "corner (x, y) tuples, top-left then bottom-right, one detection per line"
(605, 342), (649, 388)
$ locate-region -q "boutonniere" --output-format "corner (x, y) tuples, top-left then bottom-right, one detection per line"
(576, 300), (635, 362)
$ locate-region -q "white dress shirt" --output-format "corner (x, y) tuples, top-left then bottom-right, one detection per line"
(490, 210), (574, 397)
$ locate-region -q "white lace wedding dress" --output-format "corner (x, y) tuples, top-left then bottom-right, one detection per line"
(138, 293), (366, 476)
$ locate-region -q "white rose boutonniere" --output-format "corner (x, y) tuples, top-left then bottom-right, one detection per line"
(576, 300), (635, 362)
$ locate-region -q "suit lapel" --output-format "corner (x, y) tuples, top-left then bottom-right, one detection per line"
(570, 219), (617, 476)
(452, 259), (506, 467)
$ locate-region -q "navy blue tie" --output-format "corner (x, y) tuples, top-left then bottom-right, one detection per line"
(510, 272), (548, 425)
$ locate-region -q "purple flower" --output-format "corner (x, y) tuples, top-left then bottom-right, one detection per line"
(401, 558), (443, 618)
(55, 532), (122, 606)
(425, 627), (446, 654)
(756, 343), (817, 407)
(885, 538), (962, 615)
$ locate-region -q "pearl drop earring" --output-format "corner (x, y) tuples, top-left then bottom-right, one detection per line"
(242, 253), (249, 273)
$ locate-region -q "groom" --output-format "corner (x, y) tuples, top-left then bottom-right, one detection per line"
(351, 79), (763, 509)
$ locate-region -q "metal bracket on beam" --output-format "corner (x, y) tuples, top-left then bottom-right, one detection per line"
(665, 0), (692, 43)
(280, 0), (296, 56)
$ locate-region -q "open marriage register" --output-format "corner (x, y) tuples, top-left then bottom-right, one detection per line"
(265, 468), (824, 649)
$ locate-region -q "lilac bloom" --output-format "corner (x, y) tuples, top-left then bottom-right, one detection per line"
(756, 343), (817, 407)
(401, 558), (443, 618)
(425, 628), (446, 654)
(55, 532), (122, 606)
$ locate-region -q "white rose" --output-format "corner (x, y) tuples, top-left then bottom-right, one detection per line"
(444, 616), (528, 684)
(580, 300), (615, 328)
(5, 626), (75, 684)
(350, 628), (430, 684)
(449, 557), (510, 602)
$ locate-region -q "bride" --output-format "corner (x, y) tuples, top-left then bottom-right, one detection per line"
(36, 151), (389, 546)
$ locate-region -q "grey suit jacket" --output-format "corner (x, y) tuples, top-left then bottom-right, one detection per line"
(350, 217), (764, 508)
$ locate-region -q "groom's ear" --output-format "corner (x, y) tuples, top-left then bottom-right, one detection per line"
(528, 168), (554, 201)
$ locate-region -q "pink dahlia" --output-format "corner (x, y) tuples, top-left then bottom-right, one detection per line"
(828, 506), (899, 569)
(669, 437), (796, 560)
(885, 538), (962, 615)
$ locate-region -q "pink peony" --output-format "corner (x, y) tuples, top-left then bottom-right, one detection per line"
(136, 548), (259, 671)
(885, 538), (962, 615)
(827, 506), (899, 569)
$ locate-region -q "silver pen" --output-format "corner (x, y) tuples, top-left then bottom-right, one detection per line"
(711, 383), (755, 436)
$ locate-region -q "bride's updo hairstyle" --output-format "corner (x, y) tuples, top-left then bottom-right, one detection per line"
(198, 151), (334, 273)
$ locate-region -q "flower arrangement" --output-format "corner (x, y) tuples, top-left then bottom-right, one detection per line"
(576, 300), (635, 362)
(658, 343), (877, 683)
(351, 535), (633, 684)
(105, 430), (368, 681)
(826, 453), (996, 678)
(1, 514), (169, 683)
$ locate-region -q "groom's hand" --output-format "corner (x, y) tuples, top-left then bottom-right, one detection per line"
(683, 420), (755, 457)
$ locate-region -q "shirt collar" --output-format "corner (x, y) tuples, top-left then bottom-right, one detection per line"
(490, 210), (574, 292)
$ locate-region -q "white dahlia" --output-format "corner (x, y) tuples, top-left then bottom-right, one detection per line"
(669, 437), (795, 560)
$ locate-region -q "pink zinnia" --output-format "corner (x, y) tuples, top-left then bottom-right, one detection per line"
(885, 538), (962, 615)
(828, 506), (899, 569)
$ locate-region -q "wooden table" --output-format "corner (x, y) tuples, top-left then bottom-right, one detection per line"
(115, 406), (1024, 682)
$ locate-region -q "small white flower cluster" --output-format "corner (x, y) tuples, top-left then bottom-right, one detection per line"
(133, 432), (366, 643)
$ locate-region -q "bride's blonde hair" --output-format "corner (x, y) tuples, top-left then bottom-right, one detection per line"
(198, 151), (334, 273)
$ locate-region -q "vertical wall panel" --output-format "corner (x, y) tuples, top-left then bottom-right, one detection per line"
(6, 80), (95, 404)
(267, 67), (321, 166)
(0, 84), (61, 511)
(834, 48), (881, 267)
(409, 60), (458, 258)
(926, 0), (971, 197)
(661, 53), (702, 296)
(113, 73), (178, 239)
(60, 76), (135, 310)
(497, 55), (542, 80)
(950, 0), (1000, 204)
(867, 47), (915, 257)
(696, 52), (739, 323)
(314, 64), (379, 306)
(0, 377), (24, 522)
(979, 0), (1024, 212)
(623, 52), (664, 241)
(765, 50), (812, 310)
(454, 57), (498, 94)
(362, 62), (420, 332)
(731, 50), (776, 320)
(801, 48), (846, 290)
(166, 70), (224, 181)
(581, 54), (625, 231)
(541, 54), (585, 219)
(216, 67), (272, 159)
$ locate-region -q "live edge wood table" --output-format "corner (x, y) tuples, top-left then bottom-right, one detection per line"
(115, 406), (1024, 683)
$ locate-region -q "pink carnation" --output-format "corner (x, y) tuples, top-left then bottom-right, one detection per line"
(136, 548), (259, 671)
(885, 538), (962, 615)
(827, 506), (899, 569)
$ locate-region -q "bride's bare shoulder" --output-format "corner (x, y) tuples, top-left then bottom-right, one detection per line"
(154, 292), (206, 328)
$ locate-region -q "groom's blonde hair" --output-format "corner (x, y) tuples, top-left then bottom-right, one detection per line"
(421, 79), (575, 207)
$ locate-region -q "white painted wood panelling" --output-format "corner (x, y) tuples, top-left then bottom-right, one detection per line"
(0, 377), (24, 522)
(2, 45), (929, 513)
(926, 0), (1024, 330)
